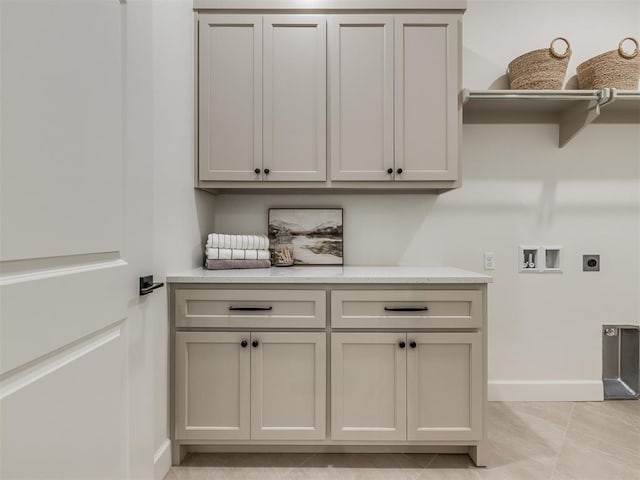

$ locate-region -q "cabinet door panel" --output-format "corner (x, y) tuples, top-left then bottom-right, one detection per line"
(199, 15), (262, 181)
(329, 16), (394, 181)
(251, 332), (326, 440)
(395, 15), (459, 181)
(331, 333), (406, 440)
(407, 332), (482, 440)
(176, 332), (250, 440)
(264, 16), (326, 181)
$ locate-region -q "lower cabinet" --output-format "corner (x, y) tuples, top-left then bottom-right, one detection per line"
(331, 333), (407, 440)
(331, 332), (482, 441)
(171, 283), (488, 466)
(176, 331), (326, 441)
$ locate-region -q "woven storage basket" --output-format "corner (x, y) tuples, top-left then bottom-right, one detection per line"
(507, 37), (571, 90)
(577, 37), (640, 90)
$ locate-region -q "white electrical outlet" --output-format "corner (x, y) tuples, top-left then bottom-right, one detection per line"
(484, 251), (495, 270)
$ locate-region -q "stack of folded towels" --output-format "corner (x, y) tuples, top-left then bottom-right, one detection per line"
(204, 233), (271, 270)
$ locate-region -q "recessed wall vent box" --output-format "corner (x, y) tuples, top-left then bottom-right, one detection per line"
(603, 325), (639, 400)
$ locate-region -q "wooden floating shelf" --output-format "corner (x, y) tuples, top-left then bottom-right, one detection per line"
(462, 88), (640, 147)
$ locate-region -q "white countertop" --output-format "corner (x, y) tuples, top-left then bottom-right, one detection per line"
(166, 266), (492, 284)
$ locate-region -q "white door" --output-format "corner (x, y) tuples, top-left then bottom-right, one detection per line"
(331, 332), (406, 441)
(407, 332), (483, 440)
(251, 332), (326, 440)
(329, 16), (394, 181)
(263, 15), (327, 182)
(1, 1), (157, 478)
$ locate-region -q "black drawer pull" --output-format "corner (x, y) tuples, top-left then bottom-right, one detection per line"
(384, 306), (429, 312)
(229, 306), (273, 311)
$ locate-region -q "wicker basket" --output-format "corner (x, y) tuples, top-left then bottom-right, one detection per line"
(577, 37), (640, 90)
(508, 38), (572, 90)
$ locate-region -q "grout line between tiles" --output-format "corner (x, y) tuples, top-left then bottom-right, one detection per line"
(424, 453), (438, 468)
(549, 402), (576, 480)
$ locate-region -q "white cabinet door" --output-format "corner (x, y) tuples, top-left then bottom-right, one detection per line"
(331, 333), (406, 440)
(199, 15), (262, 181)
(394, 15), (460, 181)
(407, 332), (482, 440)
(176, 332), (250, 440)
(251, 332), (326, 440)
(329, 16), (394, 181)
(264, 16), (326, 181)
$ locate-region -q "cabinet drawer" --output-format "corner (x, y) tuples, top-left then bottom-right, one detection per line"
(331, 290), (482, 329)
(176, 289), (326, 328)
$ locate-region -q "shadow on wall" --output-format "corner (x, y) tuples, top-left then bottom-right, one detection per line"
(194, 189), (216, 266)
(411, 120), (640, 236)
(212, 194), (438, 265)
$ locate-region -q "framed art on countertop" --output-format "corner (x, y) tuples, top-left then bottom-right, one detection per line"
(268, 208), (343, 265)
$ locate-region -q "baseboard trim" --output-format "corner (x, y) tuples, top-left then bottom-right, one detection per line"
(154, 438), (172, 480)
(489, 380), (604, 401)
(187, 445), (469, 454)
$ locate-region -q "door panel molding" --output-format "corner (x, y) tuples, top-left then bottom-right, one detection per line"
(0, 253), (125, 285)
(0, 323), (124, 400)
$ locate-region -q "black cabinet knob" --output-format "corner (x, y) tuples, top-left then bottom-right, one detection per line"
(387, 168), (393, 174)
(399, 341), (406, 349)
(409, 341), (417, 349)
(254, 168), (261, 174)
(241, 340), (248, 348)
(264, 168), (270, 175)
(397, 168), (403, 174)
(252, 340), (259, 348)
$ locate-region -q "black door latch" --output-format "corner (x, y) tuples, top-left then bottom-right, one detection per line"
(139, 275), (164, 296)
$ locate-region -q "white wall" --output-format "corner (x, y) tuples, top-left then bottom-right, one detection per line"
(212, 0), (640, 401)
(149, 0), (216, 477)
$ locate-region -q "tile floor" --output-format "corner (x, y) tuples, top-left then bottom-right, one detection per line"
(164, 401), (640, 480)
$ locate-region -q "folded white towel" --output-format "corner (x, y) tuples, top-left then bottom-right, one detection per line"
(206, 248), (270, 261)
(216, 248), (232, 260)
(206, 233), (269, 250)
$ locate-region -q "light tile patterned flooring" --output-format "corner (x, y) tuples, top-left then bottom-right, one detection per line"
(165, 401), (640, 480)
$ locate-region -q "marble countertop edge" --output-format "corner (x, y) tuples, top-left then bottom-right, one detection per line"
(166, 266), (493, 284)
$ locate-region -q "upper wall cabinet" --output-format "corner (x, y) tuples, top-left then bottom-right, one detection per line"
(328, 16), (394, 182)
(329, 15), (460, 183)
(195, 6), (464, 192)
(198, 14), (326, 182)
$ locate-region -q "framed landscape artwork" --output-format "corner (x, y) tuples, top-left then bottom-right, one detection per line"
(268, 208), (344, 265)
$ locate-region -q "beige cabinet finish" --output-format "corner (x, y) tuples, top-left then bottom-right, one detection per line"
(171, 280), (487, 466)
(198, 15), (262, 181)
(328, 15), (460, 183)
(328, 16), (394, 181)
(175, 289), (326, 328)
(196, 9), (463, 191)
(407, 332), (482, 440)
(264, 16), (327, 181)
(331, 289), (482, 329)
(176, 331), (325, 441)
(331, 331), (482, 443)
(198, 14), (326, 182)
(331, 332), (407, 440)
(175, 332), (250, 440)
(251, 332), (326, 440)
(394, 15), (460, 181)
